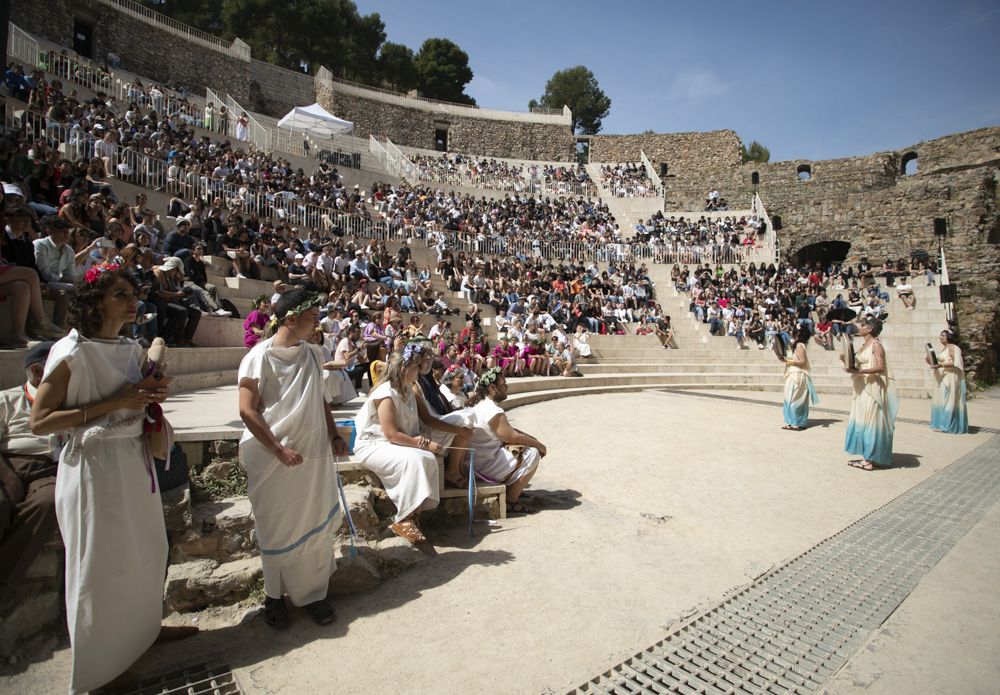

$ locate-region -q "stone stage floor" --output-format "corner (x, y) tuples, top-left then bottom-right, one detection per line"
(2, 389), (998, 694)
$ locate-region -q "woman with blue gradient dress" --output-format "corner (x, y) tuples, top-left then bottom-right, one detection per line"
(779, 325), (818, 430)
(928, 330), (968, 434)
(844, 318), (899, 471)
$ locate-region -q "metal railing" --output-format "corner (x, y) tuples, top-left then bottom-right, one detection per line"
(221, 91), (271, 152)
(94, 0), (251, 60)
(640, 149), (664, 197)
(385, 138), (417, 183)
(751, 193), (777, 264)
(7, 22), (39, 68)
(369, 135), (390, 170)
(111, 77), (203, 125)
(33, 48), (114, 92)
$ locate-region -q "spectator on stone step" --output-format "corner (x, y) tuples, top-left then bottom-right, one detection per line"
(0, 342), (60, 586)
(152, 256), (201, 347)
(33, 214), (78, 290)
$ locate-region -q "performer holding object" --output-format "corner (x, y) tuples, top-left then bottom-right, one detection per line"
(928, 329), (968, 434)
(843, 318), (898, 471)
(29, 265), (184, 694)
(778, 325), (818, 431)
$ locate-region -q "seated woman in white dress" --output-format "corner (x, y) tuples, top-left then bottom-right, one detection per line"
(466, 367), (547, 515)
(573, 324), (593, 357)
(353, 344), (470, 544)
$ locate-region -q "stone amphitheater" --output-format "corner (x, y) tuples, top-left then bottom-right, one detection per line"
(1, 3), (999, 694)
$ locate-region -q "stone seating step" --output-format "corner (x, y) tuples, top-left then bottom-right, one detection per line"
(576, 362), (934, 380)
(501, 381), (930, 407)
(222, 275), (279, 300)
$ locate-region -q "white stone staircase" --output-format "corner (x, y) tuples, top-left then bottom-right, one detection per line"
(584, 163), (665, 230)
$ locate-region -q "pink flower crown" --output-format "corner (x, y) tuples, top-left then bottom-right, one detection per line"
(84, 263), (121, 285)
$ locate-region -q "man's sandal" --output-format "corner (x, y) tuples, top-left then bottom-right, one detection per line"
(390, 519), (428, 544)
(263, 596), (290, 629)
(506, 500), (535, 515)
(305, 599), (336, 626)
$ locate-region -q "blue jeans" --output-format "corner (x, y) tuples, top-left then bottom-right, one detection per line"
(708, 318), (723, 335)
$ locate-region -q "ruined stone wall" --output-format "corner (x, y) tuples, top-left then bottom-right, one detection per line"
(744, 128), (1000, 384)
(316, 79), (575, 161)
(589, 130), (743, 204)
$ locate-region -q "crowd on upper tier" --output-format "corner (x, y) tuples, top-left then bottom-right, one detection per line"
(632, 212), (765, 264)
(599, 162), (658, 197)
(675, 256), (939, 350)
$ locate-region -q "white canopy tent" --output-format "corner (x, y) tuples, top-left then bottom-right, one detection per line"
(276, 103), (354, 139)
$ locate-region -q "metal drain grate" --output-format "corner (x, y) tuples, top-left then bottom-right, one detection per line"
(570, 435), (1000, 694)
(99, 663), (243, 695)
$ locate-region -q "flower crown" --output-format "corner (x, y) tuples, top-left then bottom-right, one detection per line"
(476, 366), (502, 390)
(84, 263), (120, 285)
(402, 342), (426, 364)
(253, 294), (269, 307)
(267, 294), (321, 331)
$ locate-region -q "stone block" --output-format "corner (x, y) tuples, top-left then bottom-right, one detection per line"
(164, 557), (261, 612)
(375, 536), (427, 572)
(441, 496), (501, 520)
(202, 459), (237, 485)
(0, 590), (61, 657)
(340, 485), (379, 540)
(211, 440), (239, 458)
(168, 497), (257, 563)
(328, 554), (380, 596)
(161, 484), (193, 534)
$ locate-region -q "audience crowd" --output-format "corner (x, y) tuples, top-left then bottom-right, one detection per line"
(632, 212), (765, 264)
(675, 256), (937, 351)
(599, 162), (658, 197)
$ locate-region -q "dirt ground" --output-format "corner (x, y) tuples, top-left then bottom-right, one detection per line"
(1, 390), (998, 694)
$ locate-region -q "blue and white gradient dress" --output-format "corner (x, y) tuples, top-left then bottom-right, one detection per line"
(930, 345), (968, 434)
(844, 341), (899, 466)
(782, 345), (818, 428)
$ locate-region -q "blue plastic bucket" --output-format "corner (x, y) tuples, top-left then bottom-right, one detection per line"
(336, 420), (357, 454)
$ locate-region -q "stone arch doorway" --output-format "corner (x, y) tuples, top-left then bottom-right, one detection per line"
(795, 240), (851, 267)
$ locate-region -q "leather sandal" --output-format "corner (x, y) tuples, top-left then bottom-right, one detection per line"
(305, 599), (336, 625)
(390, 519), (427, 544)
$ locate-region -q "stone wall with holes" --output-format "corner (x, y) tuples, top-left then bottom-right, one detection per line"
(588, 130), (744, 203)
(744, 127), (1000, 383)
(316, 79), (576, 161)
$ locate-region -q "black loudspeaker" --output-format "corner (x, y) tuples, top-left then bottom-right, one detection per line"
(659, 163), (668, 177)
(934, 218), (947, 237)
(751, 172), (760, 186)
(939, 284), (957, 303)
(772, 215), (782, 231)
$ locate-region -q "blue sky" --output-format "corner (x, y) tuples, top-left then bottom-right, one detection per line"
(354, 0), (1000, 163)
